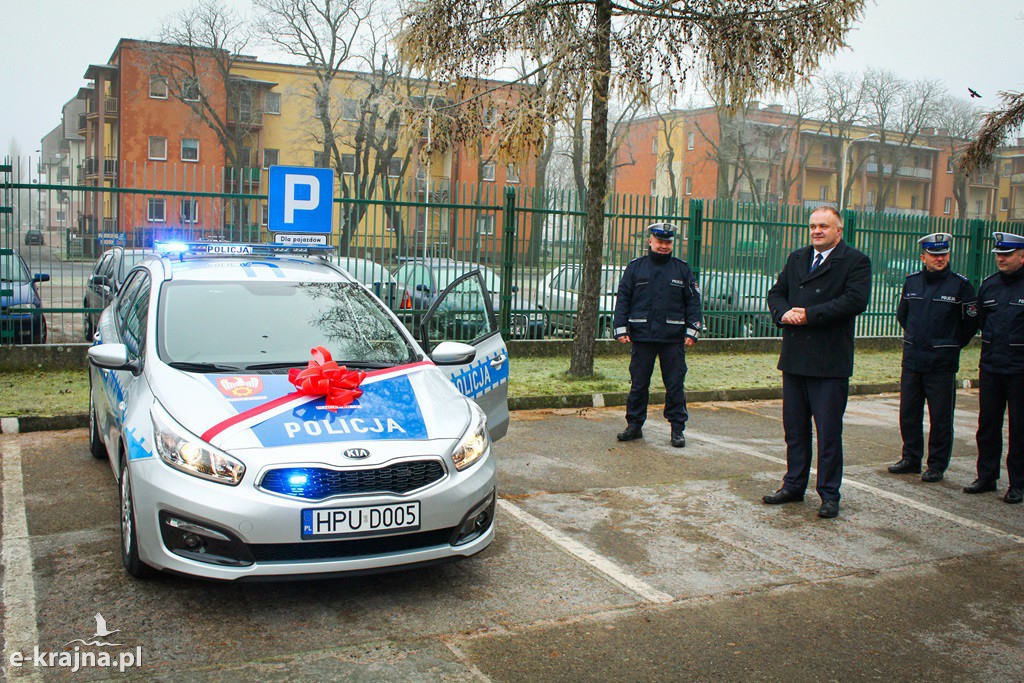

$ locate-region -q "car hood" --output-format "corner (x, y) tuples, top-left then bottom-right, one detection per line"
(149, 361), (474, 457)
(0, 280), (39, 309)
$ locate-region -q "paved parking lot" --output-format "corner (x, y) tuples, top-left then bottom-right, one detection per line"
(2, 391), (1023, 680)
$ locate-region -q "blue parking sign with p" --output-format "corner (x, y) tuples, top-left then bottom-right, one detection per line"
(268, 166), (334, 234)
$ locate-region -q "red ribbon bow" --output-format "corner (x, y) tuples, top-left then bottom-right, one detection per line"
(288, 347), (366, 412)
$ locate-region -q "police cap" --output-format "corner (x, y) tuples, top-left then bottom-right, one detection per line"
(648, 222), (677, 240)
(992, 231), (1024, 254)
(917, 232), (952, 255)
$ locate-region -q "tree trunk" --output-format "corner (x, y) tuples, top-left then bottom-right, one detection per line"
(568, 0), (611, 377)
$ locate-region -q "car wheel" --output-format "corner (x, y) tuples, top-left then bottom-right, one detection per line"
(120, 459), (154, 578)
(89, 390), (108, 460)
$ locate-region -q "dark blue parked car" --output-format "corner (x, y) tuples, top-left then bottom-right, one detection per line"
(1, 250), (49, 344)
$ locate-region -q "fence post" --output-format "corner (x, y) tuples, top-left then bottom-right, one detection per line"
(499, 186), (517, 337)
(843, 209), (857, 247)
(968, 219), (987, 288)
(687, 198), (703, 275)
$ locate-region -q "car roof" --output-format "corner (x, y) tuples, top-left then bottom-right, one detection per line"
(153, 254), (356, 284)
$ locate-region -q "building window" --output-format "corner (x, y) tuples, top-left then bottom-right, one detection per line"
(341, 98), (359, 121)
(650, 180), (657, 195)
(147, 199), (166, 222)
(180, 199), (199, 223)
(943, 197), (951, 214)
(819, 185), (828, 201)
(149, 75), (168, 99)
(1004, 162), (1012, 177)
(911, 195), (919, 210)
(477, 215), (495, 235)
(1001, 197), (1009, 212)
(685, 177), (693, 195)
(652, 136), (658, 154)
(264, 92), (281, 115)
(182, 77), (200, 101)
(506, 164), (520, 183)
(482, 162), (495, 182)
(687, 132), (695, 150)
(341, 153), (356, 175)
(867, 190), (876, 206)
(55, 211), (67, 222)
(313, 151), (327, 168)
(946, 157), (954, 174)
(263, 148), (279, 168)
(483, 107), (497, 127)
(181, 138), (199, 162)
(260, 203), (269, 226)
(387, 157), (402, 178)
(148, 137), (167, 161)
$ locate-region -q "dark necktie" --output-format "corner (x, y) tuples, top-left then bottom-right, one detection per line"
(809, 253), (823, 273)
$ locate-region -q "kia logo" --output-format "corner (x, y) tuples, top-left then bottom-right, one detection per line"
(343, 448), (371, 460)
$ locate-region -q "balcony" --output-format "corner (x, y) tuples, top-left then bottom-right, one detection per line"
(806, 156), (837, 171)
(84, 157), (117, 179)
(86, 96), (119, 117)
(969, 172), (997, 187)
(1011, 173), (1024, 185)
(223, 167), (261, 193)
(865, 162), (931, 180)
(1012, 208), (1024, 220)
(227, 108), (263, 128)
(804, 199), (838, 209)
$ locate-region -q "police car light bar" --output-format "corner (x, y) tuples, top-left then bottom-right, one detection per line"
(155, 241), (335, 259)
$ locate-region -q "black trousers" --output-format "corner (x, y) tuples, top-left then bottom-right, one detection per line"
(781, 373), (849, 501)
(975, 370), (1024, 488)
(625, 342), (688, 428)
(899, 370), (957, 471)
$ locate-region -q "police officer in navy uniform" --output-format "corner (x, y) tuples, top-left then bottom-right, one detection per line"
(965, 232), (1024, 504)
(888, 233), (978, 482)
(613, 223), (703, 448)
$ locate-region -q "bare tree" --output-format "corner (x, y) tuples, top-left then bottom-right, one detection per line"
(861, 68), (944, 214)
(817, 70), (865, 207)
(934, 95), (981, 219)
(399, 0), (865, 376)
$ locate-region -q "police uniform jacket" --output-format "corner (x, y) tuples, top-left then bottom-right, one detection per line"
(613, 252), (702, 343)
(897, 268), (978, 373)
(977, 267), (1024, 375)
(767, 240), (872, 378)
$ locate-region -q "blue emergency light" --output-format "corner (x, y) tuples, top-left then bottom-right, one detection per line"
(154, 241), (335, 260)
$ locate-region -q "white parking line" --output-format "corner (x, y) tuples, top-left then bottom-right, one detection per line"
(687, 429), (1024, 545)
(496, 499), (674, 604)
(1, 438), (42, 681)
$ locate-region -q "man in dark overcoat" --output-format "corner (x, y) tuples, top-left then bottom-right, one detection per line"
(763, 206), (872, 518)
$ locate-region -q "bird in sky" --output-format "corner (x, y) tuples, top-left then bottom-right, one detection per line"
(968, 88), (982, 99)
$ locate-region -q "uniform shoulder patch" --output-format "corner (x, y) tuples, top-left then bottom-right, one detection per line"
(951, 270), (969, 281)
(964, 301), (978, 317)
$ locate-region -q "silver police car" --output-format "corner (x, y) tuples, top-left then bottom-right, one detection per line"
(88, 242), (508, 580)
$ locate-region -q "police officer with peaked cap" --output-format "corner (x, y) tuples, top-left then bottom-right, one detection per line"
(888, 232), (978, 482)
(613, 223), (703, 447)
(965, 231), (1024, 504)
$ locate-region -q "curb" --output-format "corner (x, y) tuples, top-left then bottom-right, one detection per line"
(1, 378), (980, 434)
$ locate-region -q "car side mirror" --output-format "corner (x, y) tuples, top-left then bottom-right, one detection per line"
(88, 343), (142, 376)
(430, 341), (477, 365)
(90, 274), (111, 288)
(33, 273), (50, 283)
(511, 284), (519, 294)
(415, 284), (430, 293)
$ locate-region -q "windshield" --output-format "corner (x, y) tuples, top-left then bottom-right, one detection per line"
(158, 281), (415, 368)
(0, 254), (30, 282)
(600, 269), (623, 293)
(732, 274), (775, 299)
(436, 267), (500, 295)
(336, 258), (394, 286)
(118, 250), (151, 280)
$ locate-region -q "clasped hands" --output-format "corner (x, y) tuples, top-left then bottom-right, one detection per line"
(780, 307), (808, 325)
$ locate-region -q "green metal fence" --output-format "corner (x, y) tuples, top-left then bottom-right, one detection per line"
(2, 157), (1021, 346)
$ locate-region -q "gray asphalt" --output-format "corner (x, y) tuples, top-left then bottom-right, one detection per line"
(1, 391), (1022, 681)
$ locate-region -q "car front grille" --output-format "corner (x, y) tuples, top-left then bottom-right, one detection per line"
(249, 527), (456, 562)
(258, 460), (446, 500)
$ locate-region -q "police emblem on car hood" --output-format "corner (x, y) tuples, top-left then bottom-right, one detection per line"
(343, 448), (371, 459)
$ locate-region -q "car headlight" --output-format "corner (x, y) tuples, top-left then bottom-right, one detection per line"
(151, 403), (245, 485)
(451, 407), (490, 471)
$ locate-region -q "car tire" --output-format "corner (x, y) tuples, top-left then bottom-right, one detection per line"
(119, 459), (155, 578)
(84, 316), (94, 342)
(89, 388), (108, 460)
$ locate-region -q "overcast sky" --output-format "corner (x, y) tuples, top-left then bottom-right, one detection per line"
(3, 0), (1023, 156)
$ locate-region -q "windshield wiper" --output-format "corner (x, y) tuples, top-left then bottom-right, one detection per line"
(167, 361), (244, 372)
(241, 361), (307, 370)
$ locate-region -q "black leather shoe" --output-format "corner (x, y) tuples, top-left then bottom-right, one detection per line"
(888, 458), (921, 474)
(963, 478), (998, 494)
(671, 426), (685, 448)
(921, 469), (944, 483)
(818, 499), (840, 518)
(1004, 487), (1024, 504)
(616, 425), (643, 442)
(762, 488), (804, 505)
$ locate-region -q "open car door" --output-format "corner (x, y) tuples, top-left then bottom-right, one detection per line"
(421, 270), (509, 441)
